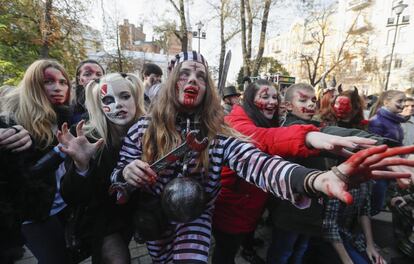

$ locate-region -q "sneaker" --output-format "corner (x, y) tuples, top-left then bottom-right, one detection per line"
(241, 249), (265, 264)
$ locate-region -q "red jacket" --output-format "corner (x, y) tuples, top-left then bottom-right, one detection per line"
(213, 105), (320, 234)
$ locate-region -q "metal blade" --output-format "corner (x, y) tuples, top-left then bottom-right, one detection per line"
(218, 50), (232, 97)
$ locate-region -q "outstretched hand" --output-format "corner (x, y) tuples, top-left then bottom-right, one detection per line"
(313, 145), (414, 204)
(305, 132), (377, 157)
(56, 121), (104, 171)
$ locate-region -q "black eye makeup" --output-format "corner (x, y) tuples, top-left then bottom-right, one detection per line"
(102, 96), (115, 105)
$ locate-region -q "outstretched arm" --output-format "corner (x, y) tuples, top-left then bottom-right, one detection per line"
(313, 145), (414, 204)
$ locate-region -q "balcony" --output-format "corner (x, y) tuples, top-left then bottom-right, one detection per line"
(348, 0), (371, 11)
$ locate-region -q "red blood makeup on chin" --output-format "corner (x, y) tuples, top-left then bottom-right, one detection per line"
(301, 107), (315, 114)
(183, 86), (200, 107)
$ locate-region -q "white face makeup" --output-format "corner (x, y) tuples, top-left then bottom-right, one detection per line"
(176, 61), (207, 110)
(100, 79), (136, 126)
(254, 85), (279, 120)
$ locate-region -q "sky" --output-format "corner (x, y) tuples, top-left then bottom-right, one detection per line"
(87, 0), (335, 83)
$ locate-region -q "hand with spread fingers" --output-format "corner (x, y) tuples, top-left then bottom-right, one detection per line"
(305, 132), (377, 158)
(0, 125), (32, 152)
(56, 120), (104, 171)
(313, 145), (414, 205)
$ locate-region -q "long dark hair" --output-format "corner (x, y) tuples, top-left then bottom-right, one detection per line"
(242, 79), (279, 128)
(74, 59), (105, 113)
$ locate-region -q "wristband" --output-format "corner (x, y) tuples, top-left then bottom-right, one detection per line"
(331, 166), (349, 184)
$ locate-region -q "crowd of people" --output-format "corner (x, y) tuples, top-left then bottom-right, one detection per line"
(1, 52), (414, 264)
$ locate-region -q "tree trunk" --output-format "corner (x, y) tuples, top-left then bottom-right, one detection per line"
(219, 0), (226, 75)
(240, 0), (250, 76)
(179, 0), (188, 52)
(252, 0), (271, 76)
(40, 0), (53, 58)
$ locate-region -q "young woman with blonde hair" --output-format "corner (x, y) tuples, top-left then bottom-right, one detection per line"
(57, 73), (145, 263)
(1, 59), (73, 264)
(110, 51), (414, 263)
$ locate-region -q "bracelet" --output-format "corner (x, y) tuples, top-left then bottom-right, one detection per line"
(304, 171), (324, 197)
(331, 166), (349, 184)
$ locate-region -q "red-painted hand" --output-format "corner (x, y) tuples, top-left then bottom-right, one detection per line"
(314, 145), (414, 205)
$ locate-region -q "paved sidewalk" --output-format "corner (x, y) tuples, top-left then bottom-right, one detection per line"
(15, 211), (412, 264)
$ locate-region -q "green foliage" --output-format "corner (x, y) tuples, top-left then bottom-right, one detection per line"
(236, 57), (289, 90)
(259, 57), (289, 75)
(0, 0), (88, 85)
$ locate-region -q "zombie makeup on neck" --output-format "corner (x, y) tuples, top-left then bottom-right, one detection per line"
(176, 61), (207, 110)
(334, 96), (352, 120)
(254, 85), (278, 120)
(43, 67), (69, 105)
(100, 79), (136, 126)
(78, 63), (103, 87)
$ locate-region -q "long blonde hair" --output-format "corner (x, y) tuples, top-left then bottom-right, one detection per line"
(83, 73), (145, 146)
(1, 59), (71, 149)
(369, 90), (405, 118)
(142, 63), (235, 169)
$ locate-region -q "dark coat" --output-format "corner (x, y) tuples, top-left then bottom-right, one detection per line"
(369, 107), (406, 144)
(60, 134), (133, 261)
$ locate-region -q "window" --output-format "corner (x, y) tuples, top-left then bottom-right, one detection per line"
(394, 58), (402, 69)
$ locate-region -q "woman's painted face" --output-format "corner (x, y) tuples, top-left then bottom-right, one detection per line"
(100, 79), (136, 126)
(385, 93), (406, 114)
(43, 67), (69, 105)
(254, 85), (278, 120)
(78, 63), (103, 87)
(333, 96), (352, 120)
(288, 89), (317, 120)
(176, 61), (207, 110)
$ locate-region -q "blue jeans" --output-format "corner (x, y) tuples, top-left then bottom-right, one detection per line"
(21, 214), (71, 264)
(343, 240), (370, 264)
(371, 179), (389, 215)
(266, 227), (309, 264)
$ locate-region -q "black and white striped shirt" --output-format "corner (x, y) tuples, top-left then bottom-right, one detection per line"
(111, 117), (315, 263)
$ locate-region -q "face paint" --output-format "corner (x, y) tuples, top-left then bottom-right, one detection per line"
(100, 79), (136, 126)
(254, 85), (278, 120)
(78, 63), (103, 86)
(289, 89), (317, 120)
(43, 67), (69, 105)
(333, 96), (352, 120)
(385, 93), (406, 114)
(176, 61), (207, 110)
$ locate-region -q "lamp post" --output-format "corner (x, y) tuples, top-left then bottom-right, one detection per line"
(385, 0), (408, 91)
(193, 21), (206, 53)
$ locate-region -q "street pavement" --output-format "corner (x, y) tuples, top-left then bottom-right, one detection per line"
(15, 211), (413, 264)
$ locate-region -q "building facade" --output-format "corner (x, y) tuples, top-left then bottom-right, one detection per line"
(265, 0), (414, 94)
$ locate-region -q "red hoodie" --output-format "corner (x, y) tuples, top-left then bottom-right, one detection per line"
(213, 105), (320, 233)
